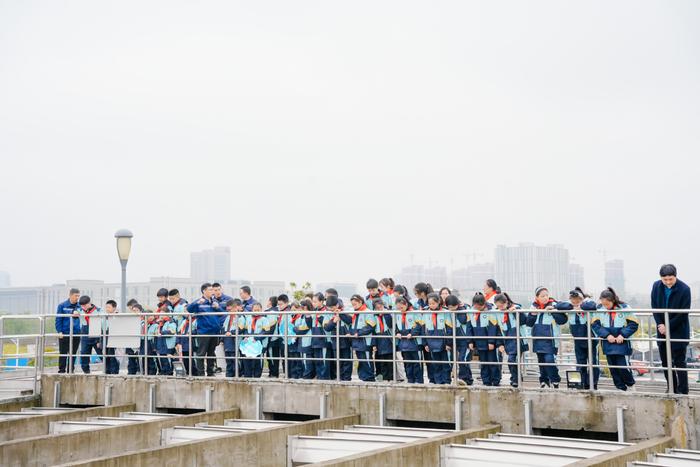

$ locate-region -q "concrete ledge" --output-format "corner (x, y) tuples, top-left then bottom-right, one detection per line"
(567, 436), (675, 467)
(0, 403), (135, 442)
(0, 407), (239, 466)
(307, 424), (500, 467)
(59, 414), (361, 467)
(0, 394), (40, 413)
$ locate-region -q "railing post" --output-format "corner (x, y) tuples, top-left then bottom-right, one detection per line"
(335, 315), (340, 382)
(616, 406), (627, 442)
(255, 386), (263, 420)
(284, 311), (289, 380)
(454, 396), (464, 431)
(516, 310), (522, 388)
(104, 383), (113, 406)
(663, 311), (674, 394)
(319, 391), (328, 419)
(586, 310), (594, 392)
(53, 381), (61, 408)
(523, 399), (532, 435)
(378, 392), (386, 426)
(392, 311), (398, 385)
(205, 385), (214, 412)
(148, 383), (156, 412)
(452, 309), (457, 387)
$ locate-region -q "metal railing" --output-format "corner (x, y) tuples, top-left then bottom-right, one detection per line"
(0, 308), (697, 396)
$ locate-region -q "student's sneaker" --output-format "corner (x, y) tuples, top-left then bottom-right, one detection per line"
(510, 382), (518, 388)
(552, 383), (559, 389)
(540, 382), (547, 388)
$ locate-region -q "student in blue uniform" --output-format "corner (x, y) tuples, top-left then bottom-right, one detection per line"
(445, 295), (473, 386)
(467, 293), (500, 386)
(78, 296), (103, 374)
(155, 307), (177, 375)
(323, 295), (353, 381)
(372, 299), (394, 381)
(494, 293), (527, 388)
(349, 294), (377, 382)
(296, 299), (316, 379)
(239, 302), (270, 378)
(176, 312), (198, 376)
(310, 293), (331, 380)
(101, 300), (120, 375)
(264, 296), (282, 378)
(421, 293), (453, 385)
(145, 312), (160, 375)
(592, 287), (639, 391)
(223, 299), (243, 377)
(394, 297), (423, 384)
(413, 283), (434, 383)
(285, 299), (305, 379)
(526, 287), (567, 388)
(555, 288), (600, 389)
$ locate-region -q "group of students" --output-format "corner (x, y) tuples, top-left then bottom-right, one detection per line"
(56, 278), (642, 391)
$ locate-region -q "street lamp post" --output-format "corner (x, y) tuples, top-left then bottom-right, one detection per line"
(114, 229), (134, 312)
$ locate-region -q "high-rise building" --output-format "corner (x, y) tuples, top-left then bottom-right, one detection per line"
(495, 243), (571, 304)
(190, 247), (231, 283)
(451, 263), (495, 297)
(315, 282), (358, 299)
(0, 271), (10, 288)
(395, 265), (425, 290)
(604, 259), (625, 296)
(569, 263), (585, 290)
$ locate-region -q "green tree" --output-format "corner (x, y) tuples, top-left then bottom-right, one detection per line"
(289, 281), (313, 301)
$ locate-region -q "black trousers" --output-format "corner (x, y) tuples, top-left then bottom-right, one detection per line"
(196, 336), (218, 376)
(58, 336), (81, 373)
(266, 340), (282, 377)
(659, 343), (689, 395)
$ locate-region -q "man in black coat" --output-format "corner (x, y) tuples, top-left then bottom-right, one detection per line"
(651, 264), (691, 394)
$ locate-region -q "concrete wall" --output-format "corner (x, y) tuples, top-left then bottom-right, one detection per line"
(0, 403), (134, 442)
(569, 436), (675, 467)
(307, 424), (500, 467)
(59, 415), (361, 467)
(0, 408), (239, 466)
(0, 394), (40, 412)
(41, 375), (700, 448)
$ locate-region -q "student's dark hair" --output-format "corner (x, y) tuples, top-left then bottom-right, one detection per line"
(227, 298), (242, 308)
(79, 295), (91, 305)
(599, 287), (624, 308)
(494, 293), (508, 305)
(300, 299), (313, 311)
(569, 287), (590, 299)
(168, 289), (180, 296)
(445, 295), (461, 308)
(106, 299), (117, 308)
(268, 296), (278, 307)
(502, 292), (515, 307)
(534, 286), (548, 297)
(426, 292), (441, 305)
(277, 294), (289, 304)
(126, 298), (138, 307)
(485, 279), (501, 294)
(472, 292), (486, 307)
(304, 292), (314, 300)
(69, 288), (80, 295)
(325, 288), (339, 296)
(157, 287), (169, 298)
(313, 292), (325, 302)
(211, 282), (221, 288)
(395, 297), (409, 308)
(394, 284), (412, 302)
(439, 287), (451, 296)
(350, 294), (365, 304)
(201, 283), (212, 293)
(426, 283), (435, 294)
(379, 278), (395, 289)
(366, 278), (379, 289)
(326, 295), (339, 307)
(414, 282), (431, 296)
(240, 285), (251, 295)
(659, 264), (677, 277)
(372, 298), (384, 309)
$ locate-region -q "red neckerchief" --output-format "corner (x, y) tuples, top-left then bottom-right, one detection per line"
(314, 307), (326, 326)
(386, 288), (394, 296)
(485, 291), (497, 302)
(609, 306), (618, 323)
(179, 318), (190, 334)
(158, 315), (170, 331)
(83, 305), (96, 324)
(251, 315), (261, 332)
(171, 299), (181, 307)
(401, 310), (407, 327)
(377, 313), (385, 333)
(227, 313), (237, 332)
(291, 313), (301, 323)
(534, 299), (554, 310)
(474, 307), (482, 323)
(352, 304), (367, 326)
(432, 311), (438, 328)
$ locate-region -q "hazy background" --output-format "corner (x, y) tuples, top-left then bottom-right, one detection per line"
(1, 0), (698, 294)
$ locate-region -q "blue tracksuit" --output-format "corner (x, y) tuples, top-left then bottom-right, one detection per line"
(373, 313), (394, 381)
(454, 305), (474, 385)
(238, 314), (270, 378)
(155, 319), (177, 375)
(591, 304), (639, 391)
(79, 305), (102, 373)
(556, 300), (599, 389)
(295, 314), (315, 379)
(394, 308), (423, 383)
(468, 307), (500, 386)
(323, 313), (353, 381)
(310, 309), (331, 380)
(222, 313), (242, 377)
(495, 305), (529, 387)
(349, 307), (376, 382)
(525, 300), (567, 386)
(56, 299), (81, 335)
(176, 317), (198, 376)
(283, 313), (304, 379)
(421, 309), (453, 385)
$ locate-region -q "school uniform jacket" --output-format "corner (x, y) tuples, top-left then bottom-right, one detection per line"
(591, 304), (639, 356)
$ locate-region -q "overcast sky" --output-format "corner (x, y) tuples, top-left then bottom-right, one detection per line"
(1, 1), (698, 295)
